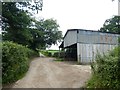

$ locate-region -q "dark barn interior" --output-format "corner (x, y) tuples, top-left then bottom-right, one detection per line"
(64, 44), (77, 61)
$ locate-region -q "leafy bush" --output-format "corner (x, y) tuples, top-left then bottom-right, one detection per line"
(2, 41), (36, 84)
(59, 51), (65, 58)
(52, 51), (65, 58)
(47, 52), (52, 57)
(53, 52), (59, 57)
(87, 46), (120, 88)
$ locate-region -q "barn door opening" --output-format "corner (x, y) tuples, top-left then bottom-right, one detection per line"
(65, 43), (77, 61)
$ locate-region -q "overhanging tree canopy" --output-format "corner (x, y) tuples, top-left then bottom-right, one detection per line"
(99, 16), (120, 34)
(2, 2), (63, 50)
(30, 18), (63, 50)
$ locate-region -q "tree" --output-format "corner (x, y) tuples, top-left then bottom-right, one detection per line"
(99, 16), (120, 34)
(30, 18), (63, 50)
(2, 1), (43, 46)
(2, 2), (33, 46)
(29, 28), (45, 50)
(0, 0), (43, 12)
(41, 19), (62, 46)
(2, 2), (62, 51)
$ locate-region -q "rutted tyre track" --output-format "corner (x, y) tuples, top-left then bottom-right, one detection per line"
(7, 57), (91, 88)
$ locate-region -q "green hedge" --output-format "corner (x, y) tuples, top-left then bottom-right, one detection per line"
(2, 41), (36, 84)
(59, 51), (65, 58)
(52, 52), (59, 57)
(52, 51), (65, 58)
(87, 46), (120, 88)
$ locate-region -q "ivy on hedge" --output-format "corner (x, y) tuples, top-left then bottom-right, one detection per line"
(2, 41), (36, 84)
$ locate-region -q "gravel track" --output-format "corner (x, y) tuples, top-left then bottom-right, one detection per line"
(4, 57), (91, 88)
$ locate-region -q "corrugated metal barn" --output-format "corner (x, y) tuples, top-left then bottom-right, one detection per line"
(60, 29), (120, 64)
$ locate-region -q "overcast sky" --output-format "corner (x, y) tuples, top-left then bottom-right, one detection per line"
(35, 0), (118, 50)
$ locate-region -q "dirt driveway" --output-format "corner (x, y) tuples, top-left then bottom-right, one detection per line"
(6, 57), (91, 88)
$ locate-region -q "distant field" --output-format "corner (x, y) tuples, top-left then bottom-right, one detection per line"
(41, 50), (59, 56)
(47, 50), (59, 52)
(47, 50), (59, 55)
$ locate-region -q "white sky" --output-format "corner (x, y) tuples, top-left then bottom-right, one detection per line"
(35, 0), (118, 50)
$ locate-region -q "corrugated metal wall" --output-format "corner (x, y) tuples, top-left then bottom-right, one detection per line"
(78, 30), (119, 44)
(63, 29), (120, 63)
(78, 43), (117, 63)
(77, 30), (119, 63)
(64, 30), (77, 47)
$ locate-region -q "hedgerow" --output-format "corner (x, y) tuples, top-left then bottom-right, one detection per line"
(2, 41), (37, 84)
(87, 46), (120, 88)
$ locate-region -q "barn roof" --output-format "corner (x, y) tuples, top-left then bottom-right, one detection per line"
(63, 29), (120, 39)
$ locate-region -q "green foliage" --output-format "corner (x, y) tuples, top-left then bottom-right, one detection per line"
(0, 34), (2, 42)
(41, 50), (64, 58)
(48, 50), (59, 55)
(29, 28), (45, 50)
(33, 19), (63, 49)
(87, 46), (120, 88)
(52, 51), (65, 58)
(2, 2), (33, 46)
(99, 16), (120, 34)
(47, 52), (52, 57)
(42, 19), (62, 45)
(2, 41), (36, 84)
(59, 51), (65, 58)
(53, 52), (59, 57)
(2, 1), (43, 13)
(40, 50), (52, 57)
(2, 2), (62, 51)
